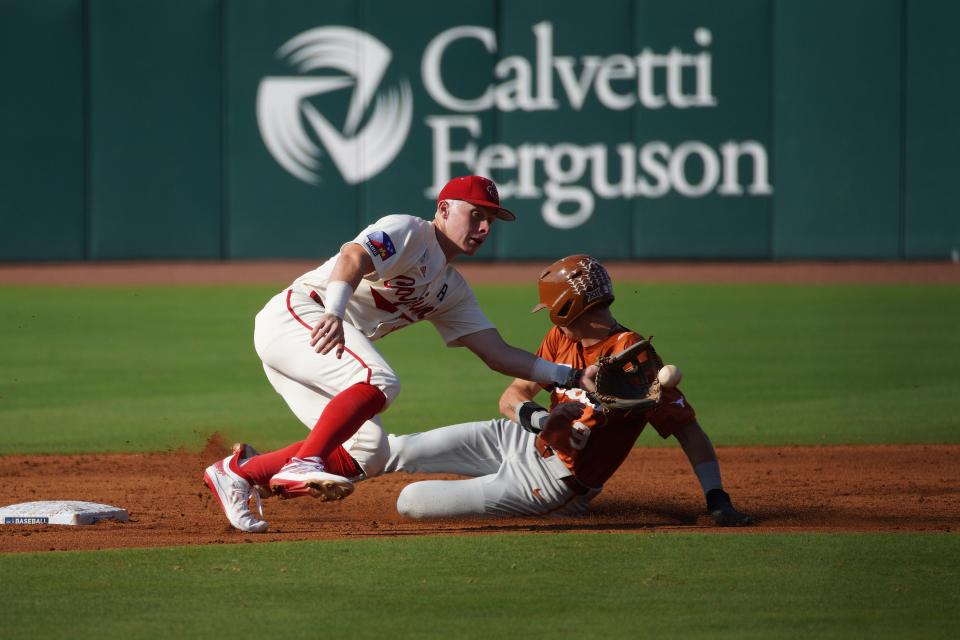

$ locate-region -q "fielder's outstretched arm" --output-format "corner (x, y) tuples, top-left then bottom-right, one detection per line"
(459, 328), (597, 391)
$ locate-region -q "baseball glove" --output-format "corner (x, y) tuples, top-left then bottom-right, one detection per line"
(589, 339), (663, 411)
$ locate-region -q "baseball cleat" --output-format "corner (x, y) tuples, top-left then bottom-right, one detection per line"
(231, 442), (272, 499)
(203, 454), (269, 533)
(706, 488), (754, 527)
(269, 456), (354, 501)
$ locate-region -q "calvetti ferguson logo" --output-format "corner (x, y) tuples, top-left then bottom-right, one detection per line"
(256, 27), (413, 185)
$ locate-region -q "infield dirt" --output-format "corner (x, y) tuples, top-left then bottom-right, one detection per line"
(1, 260), (957, 552)
(1, 437), (957, 552)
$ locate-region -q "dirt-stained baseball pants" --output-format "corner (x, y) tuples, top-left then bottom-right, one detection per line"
(384, 419), (601, 518)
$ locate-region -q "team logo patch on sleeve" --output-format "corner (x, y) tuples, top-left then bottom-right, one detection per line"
(365, 231), (396, 261)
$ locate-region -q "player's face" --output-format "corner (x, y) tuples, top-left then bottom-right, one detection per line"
(556, 312), (590, 341)
(440, 200), (497, 256)
(558, 324), (581, 341)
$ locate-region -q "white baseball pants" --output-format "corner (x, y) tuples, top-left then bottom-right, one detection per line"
(384, 419), (601, 518)
(253, 289), (397, 476)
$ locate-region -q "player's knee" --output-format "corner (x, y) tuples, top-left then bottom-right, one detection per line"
(370, 368), (401, 407)
(396, 483), (429, 519)
(345, 421), (388, 478)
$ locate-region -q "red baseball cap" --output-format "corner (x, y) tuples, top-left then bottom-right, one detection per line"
(437, 175), (516, 221)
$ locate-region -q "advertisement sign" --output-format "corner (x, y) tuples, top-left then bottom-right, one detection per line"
(229, 0), (772, 258)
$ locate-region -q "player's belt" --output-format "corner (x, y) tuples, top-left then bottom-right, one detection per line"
(309, 290), (324, 305)
(534, 436), (591, 496)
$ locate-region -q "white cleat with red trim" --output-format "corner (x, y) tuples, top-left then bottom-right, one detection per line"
(203, 454), (269, 533)
(269, 456), (354, 501)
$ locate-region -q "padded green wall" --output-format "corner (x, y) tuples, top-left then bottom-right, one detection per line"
(0, 0), (956, 261)
(0, 0), (85, 260)
(495, 0), (635, 260)
(87, 0), (222, 259)
(633, 0), (772, 259)
(359, 0), (498, 238)
(773, 0), (902, 259)
(903, 0), (960, 259)
(224, 0), (361, 259)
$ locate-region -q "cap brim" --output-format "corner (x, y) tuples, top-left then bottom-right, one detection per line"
(463, 199), (516, 222)
(530, 303), (549, 314)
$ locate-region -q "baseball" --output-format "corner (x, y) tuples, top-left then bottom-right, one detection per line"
(657, 364), (682, 388)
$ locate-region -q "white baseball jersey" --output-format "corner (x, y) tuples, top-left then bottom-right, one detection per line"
(293, 214), (494, 345)
(253, 214), (495, 478)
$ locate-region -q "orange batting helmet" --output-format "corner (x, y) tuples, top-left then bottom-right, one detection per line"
(531, 255), (614, 326)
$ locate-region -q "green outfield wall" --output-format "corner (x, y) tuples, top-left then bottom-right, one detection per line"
(1, 0), (957, 261)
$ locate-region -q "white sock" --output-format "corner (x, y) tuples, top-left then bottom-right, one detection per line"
(693, 460), (723, 495)
(396, 479), (486, 519)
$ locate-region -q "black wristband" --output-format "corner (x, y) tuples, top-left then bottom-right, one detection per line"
(517, 401), (549, 434)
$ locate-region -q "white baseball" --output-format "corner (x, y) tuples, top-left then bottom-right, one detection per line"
(657, 364), (682, 388)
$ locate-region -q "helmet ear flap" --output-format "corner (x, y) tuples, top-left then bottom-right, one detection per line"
(554, 299), (574, 323)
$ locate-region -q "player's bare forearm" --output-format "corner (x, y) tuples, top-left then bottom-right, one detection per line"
(460, 329), (540, 377)
(499, 379), (543, 420)
(460, 329), (597, 391)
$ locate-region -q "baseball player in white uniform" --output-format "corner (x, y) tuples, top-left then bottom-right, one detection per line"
(203, 176), (596, 533)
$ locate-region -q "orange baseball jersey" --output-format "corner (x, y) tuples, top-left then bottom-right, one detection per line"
(536, 326), (696, 488)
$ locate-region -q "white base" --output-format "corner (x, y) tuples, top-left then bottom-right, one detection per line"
(0, 501), (128, 526)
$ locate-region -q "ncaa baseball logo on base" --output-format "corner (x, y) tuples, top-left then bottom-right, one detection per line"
(256, 22), (772, 230)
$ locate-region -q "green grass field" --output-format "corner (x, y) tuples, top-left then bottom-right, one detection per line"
(1, 282), (958, 638)
(1, 534), (958, 639)
(1, 283), (958, 453)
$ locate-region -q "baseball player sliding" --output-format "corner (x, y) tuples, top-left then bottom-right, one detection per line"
(203, 176), (597, 533)
(385, 255), (753, 525)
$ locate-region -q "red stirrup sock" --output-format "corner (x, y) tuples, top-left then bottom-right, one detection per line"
(234, 441), (303, 487)
(323, 445), (364, 478)
(236, 442), (362, 486)
(296, 382), (387, 460)
(233, 440), (363, 487)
